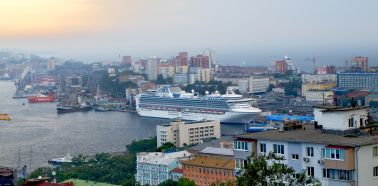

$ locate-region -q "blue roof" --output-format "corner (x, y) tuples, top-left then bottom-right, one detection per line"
(266, 115), (314, 121)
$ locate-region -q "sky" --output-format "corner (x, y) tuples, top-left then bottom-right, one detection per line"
(0, 0), (377, 68)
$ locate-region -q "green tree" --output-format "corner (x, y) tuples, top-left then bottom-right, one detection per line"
(237, 152), (320, 186)
(28, 167), (54, 179)
(159, 179), (179, 186)
(157, 142), (175, 152)
(177, 178), (196, 186)
(126, 137), (157, 154)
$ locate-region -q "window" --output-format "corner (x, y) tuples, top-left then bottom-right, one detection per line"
(373, 146), (378, 157)
(322, 148), (345, 160)
(234, 141), (248, 151)
(273, 144), (284, 155)
(307, 166), (314, 177)
(374, 167), (378, 177)
(292, 154), (299, 160)
(349, 117), (354, 127)
(323, 169), (354, 181)
(260, 143), (266, 153)
(306, 147), (314, 157)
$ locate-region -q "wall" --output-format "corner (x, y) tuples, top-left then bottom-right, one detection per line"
(358, 144), (378, 186)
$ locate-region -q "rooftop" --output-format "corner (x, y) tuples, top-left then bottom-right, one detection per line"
(137, 150), (191, 165)
(235, 125), (378, 147)
(313, 105), (368, 112)
(170, 168), (183, 174)
(181, 156), (235, 170)
(200, 147), (233, 156)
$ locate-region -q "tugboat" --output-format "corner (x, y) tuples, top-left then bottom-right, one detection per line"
(27, 94), (56, 103)
(57, 103), (92, 114)
(48, 153), (73, 165)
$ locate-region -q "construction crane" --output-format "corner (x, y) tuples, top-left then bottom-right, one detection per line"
(304, 57), (318, 74)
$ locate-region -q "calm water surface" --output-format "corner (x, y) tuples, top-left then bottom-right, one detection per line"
(0, 81), (243, 170)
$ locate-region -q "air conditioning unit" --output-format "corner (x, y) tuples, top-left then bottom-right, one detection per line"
(318, 160), (324, 165)
(303, 157), (310, 162)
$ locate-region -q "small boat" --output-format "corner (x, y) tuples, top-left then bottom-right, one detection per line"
(48, 153), (73, 165)
(0, 114), (11, 121)
(245, 123), (277, 133)
(94, 106), (110, 112)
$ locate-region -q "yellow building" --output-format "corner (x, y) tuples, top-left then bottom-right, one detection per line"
(301, 82), (336, 97)
(197, 68), (211, 83)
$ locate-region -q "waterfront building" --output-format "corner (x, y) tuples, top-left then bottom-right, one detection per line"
(337, 72), (378, 90)
(181, 156), (235, 186)
(135, 150), (192, 186)
(351, 56), (368, 72)
(173, 73), (188, 86)
(234, 105), (378, 186)
(305, 90), (334, 103)
(301, 74), (336, 83)
(156, 119), (221, 148)
(301, 82), (336, 97)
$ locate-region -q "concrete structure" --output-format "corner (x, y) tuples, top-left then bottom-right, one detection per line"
(136, 150), (192, 186)
(316, 65), (336, 75)
(173, 73), (188, 86)
(156, 120), (221, 148)
(181, 156), (235, 186)
(337, 73), (378, 90)
(121, 56), (132, 67)
(301, 82), (336, 97)
(190, 55), (210, 69)
(46, 58), (56, 71)
(274, 60), (288, 74)
(204, 48), (216, 67)
(146, 57), (159, 81)
(248, 77), (269, 94)
(305, 90), (334, 102)
(197, 69), (211, 83)
(158, 66), (175, 79)
(234, 105), (378, 186)
(301, 74), (336, 83)
(351, 56), (368, 72)
(188, 73), (198, 85)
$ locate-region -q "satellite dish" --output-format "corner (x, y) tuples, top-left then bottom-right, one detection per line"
(52, 171), (56, 176)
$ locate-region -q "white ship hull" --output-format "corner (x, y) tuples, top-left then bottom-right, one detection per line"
(136, 108), (259, 124)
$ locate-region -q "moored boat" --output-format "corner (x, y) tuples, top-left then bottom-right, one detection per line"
(28, 94), (56, 103)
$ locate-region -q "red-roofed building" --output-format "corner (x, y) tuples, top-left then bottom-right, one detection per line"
(22, 178), (74, 186)
(170, 168), (183, 181)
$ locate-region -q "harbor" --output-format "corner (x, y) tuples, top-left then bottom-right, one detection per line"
(0, 81), (245, 170)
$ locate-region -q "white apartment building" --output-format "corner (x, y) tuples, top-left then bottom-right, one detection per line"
(234, 105), (378, 186)
(158, 66), (175, 79)
(156, 119), (221, 148)
(248, 77), (269, 94)
(146, 57), (159, 81)
(136, 150), (192, 186)
(301, 74), (336, 83)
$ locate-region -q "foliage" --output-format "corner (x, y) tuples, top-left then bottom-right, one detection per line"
(211, 180), (236, 186)
(283, 78), (301, 97)
(31, 138), (159, 186)
(100, 72), (138, 98)
(183, 80), (233, 95)
(158, 178), (196, 186)
(28, 167), (54, 179)
(156, 74), (173, 85)
(236, 152), (320, 186)
(157, 142), (175, 152)
(126, 137), (157, 154)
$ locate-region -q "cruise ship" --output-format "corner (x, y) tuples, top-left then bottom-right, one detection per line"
(135, 86), (261, 124)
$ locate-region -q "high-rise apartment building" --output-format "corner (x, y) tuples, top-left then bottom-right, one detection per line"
(122, 56), (132, 67)
(351, 56), (368, 72)
(190, 55), (210, 69)
(146, 57), (159, 81)
(204, 48), (216, 67)
(274, 60), (288, 74)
